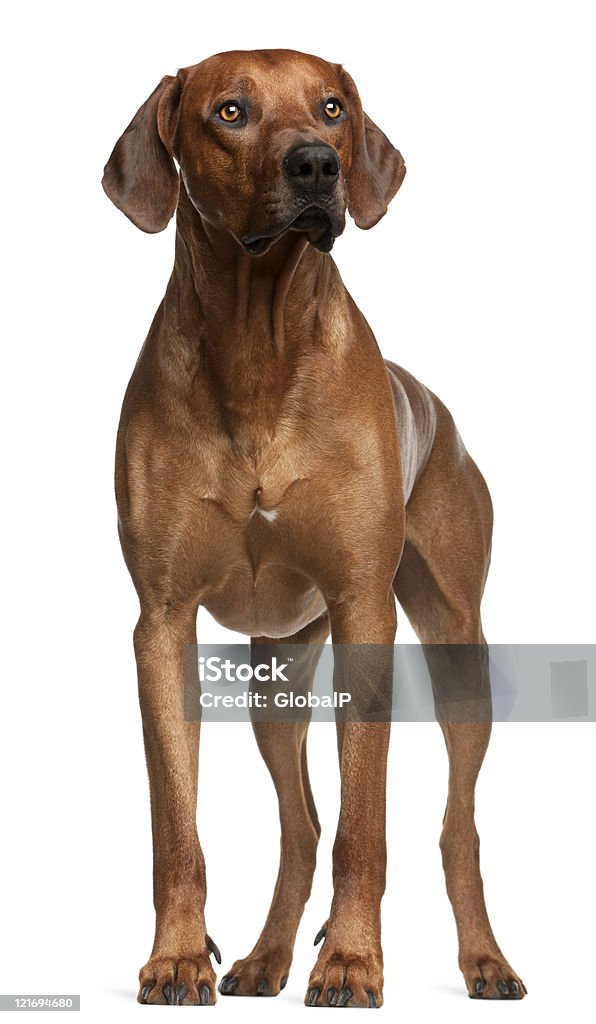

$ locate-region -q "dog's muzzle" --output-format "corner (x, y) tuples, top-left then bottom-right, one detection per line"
(241, 143), (344, 257)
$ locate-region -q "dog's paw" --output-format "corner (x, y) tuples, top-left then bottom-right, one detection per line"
(462, 955), (527, 999)
(219, 948), (291, 996)
(138, 955), (217, 1005)
(305, 946), (383, 1008)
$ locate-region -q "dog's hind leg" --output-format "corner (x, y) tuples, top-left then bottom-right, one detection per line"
(393, 407), (527, 1000)
(219, 613), (329, 997)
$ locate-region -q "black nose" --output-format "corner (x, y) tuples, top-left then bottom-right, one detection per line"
(283, 144), (340, 191)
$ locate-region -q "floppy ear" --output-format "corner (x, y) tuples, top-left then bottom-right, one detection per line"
(102, 75), (183, 233)
(338, 67), (406, 230)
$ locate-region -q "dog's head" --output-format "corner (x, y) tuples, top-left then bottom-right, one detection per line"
(102, 49), (406, 255)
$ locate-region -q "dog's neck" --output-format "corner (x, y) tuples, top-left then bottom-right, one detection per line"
(161, 187), (346, 425)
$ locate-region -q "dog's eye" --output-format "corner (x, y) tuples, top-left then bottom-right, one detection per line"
(218, 102), (243, 123)
(323, 98), (343, 120)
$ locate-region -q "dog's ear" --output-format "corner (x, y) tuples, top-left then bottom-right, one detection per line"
(338, 67), (406, 230)
(102, 75), (183, 233)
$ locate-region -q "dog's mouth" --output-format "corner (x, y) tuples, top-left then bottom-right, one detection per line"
(242, 205), (341, 257)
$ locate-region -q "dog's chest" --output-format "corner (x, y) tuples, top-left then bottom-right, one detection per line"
(191, 447), (327, 635)
(193, 426), (308, 520)
(121, 392), (397, 637)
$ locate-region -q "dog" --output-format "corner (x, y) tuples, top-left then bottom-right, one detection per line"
(102, 48), (526, 1007)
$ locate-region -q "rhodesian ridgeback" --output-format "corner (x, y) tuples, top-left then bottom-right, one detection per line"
(103, 48), (526, 1007)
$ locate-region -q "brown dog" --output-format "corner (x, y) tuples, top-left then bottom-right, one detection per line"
(103, 48), (525, 1007)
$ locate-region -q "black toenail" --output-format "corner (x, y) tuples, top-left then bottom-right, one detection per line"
(308, 987), (320, 1006)
(327, 987), (338, 1005)
(174, 983), (188, 1005)
(163, 983), (175, 1005)
(314, 926), (326, 946)
(497, 980), (509, 995)
(280, 976), (288, 990)
(199, 984), (211, 1005)
(474, 980), (485, 994)
(367, 990), (378, 1007)
(510, 980), (520, 996)
(257, 978), (268, 995)
(220, 976), (238, 995)
(141, 984), (153, 1002)
(206, 936), (222, 965)
(338, 987), (352, 1007)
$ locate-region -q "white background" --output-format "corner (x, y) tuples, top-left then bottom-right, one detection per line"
(1, 1), (595, 1020)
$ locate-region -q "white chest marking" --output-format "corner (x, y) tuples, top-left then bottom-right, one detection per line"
(250, 489), (279, 523)
(258, 507), (279, 522)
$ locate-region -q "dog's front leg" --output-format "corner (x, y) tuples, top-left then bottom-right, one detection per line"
(306, 595), (396, 1009)
(134, 605), (217, 1006)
